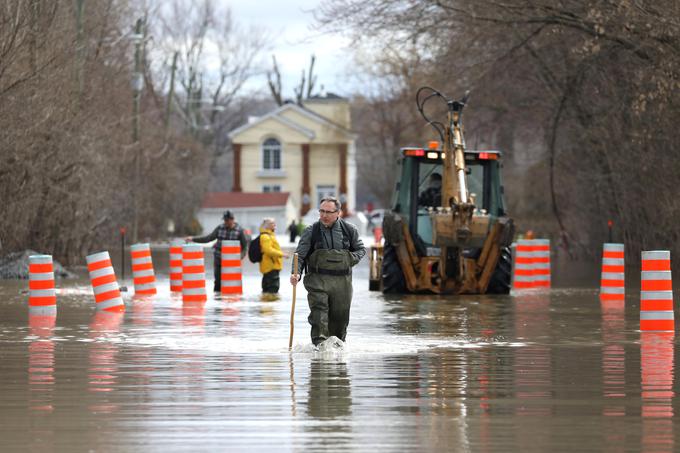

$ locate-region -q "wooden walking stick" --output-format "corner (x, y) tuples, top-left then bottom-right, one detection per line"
(289, 253), (299, 350)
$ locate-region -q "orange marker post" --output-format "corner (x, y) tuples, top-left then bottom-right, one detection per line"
(600, 243), (625, 302)
(221, 240), (243, 295)
(182, 244), (207, 303)
(640, 250), (674, 332)
(28, 255), (57, 314)
(532, 239), (551, 289)
(169, 240), (183, 292)
(512, 239), (534, 290)
(86, 251), (125, 312)
(130, 243), (157, 295)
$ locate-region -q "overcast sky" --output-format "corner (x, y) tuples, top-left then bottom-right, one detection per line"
(221, 0), (353, 98)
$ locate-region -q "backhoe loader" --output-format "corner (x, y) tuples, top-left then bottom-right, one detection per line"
(368, 87), (514, 294)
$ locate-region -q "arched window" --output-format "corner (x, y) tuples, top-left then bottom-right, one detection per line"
(262, 138), (281, 170)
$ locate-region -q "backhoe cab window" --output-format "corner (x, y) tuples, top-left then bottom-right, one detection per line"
(415, 160), (486, 245)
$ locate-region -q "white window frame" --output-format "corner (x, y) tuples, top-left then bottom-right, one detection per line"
(262, 185), (282, 193)
(261, 137), (282, 170)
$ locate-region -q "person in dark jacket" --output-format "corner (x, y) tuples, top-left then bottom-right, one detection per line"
(186, 210), (247, 292)
(290, 197), (366, 346)
(288, 220), (298, 243)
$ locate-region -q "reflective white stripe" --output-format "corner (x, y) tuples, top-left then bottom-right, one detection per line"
(93, 282), (119, 294)
(183, 244), (202, 253)
(170, 279), (182, 285)
(29, 273), (54, 281)
(602, 258), (625, 265)
(603, 243), (624, 252)
(221, 280), (242, 287)
(86, 251), (110, 264)
(514, 275), (534, 282)
(642, 250), (670, 260)
(221, 253), (241, 261)
(135, 283), (155, 291)
(183, 274), (205, 282)
(641, 290), (674, 300)
(132, 269), (155, 278)
(642, 271), (672, 280)
(221, 267), (242, 274)
(29, 306), (57, 315)
(170, 255), (182, 261)
(533, 262), (551, 269)
(29, 255), (52, 264)
(89, 267), (114, 279)
(514, 263), (533, 270)
(132, 257), (152, 265)
(534, 274), (551, 281)
(182, 259), (204, 267)
(222, 240), (240, 246)
(97, 298), (124, 310)
(602, 272), (624, 280)
(30, 289), (56, 298)
(182, 287), (206, 295)
(601, 287), (625, 294)
(170, 268), (182, 275)
(640, 311), (674, 320)
(130, 243), (150, 251)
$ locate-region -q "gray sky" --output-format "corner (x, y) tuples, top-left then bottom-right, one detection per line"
(222, 0), (353, 98)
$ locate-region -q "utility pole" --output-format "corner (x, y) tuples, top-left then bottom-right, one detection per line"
(131, 18), (144, 243)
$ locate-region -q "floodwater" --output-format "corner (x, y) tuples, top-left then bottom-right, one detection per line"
(1, 249), (679, 452)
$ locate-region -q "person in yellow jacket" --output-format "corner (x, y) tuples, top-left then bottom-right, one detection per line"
(259, 218), (288, 294)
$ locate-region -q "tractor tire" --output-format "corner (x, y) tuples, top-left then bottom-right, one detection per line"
(381, 243), (406, 294)
(486, 246), (512, 294)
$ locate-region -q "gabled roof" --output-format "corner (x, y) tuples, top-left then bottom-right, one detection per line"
(227, 103), (356, 141)
(202, 192), (290, 209)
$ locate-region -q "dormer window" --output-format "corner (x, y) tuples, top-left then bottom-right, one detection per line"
(262, 138), (281, 170)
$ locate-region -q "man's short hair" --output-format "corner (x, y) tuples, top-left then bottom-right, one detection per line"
(223, 210), (234, 220)
(261, 217), (275, 229)
(319, 196), (341, 211)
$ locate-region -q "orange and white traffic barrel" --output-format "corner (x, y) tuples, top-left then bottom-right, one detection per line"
(600, 243), (625, 301)
(532, 239), (551, 288)
(170, 240), (183, 292)
(512, 239), (534, 290)
(28, 255), (57, 314)
(86, 251), (125, 312)
(221, 240), (243, 295)
(130, 243), (156, 295)
(182, 244), (207, 302)
(640, 250), (674, 332)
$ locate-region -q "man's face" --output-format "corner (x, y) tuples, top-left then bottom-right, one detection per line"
(224, 218), (235, 228)
(318, 201), (340, 227)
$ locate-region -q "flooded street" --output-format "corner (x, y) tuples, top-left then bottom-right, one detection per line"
(0, 252), (678, 452)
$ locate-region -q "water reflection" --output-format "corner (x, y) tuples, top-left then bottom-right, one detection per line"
(641, 332), (674, 452)
(305, 359), (352, 448)
(88, 311), (124, 413)
(28, 313), (56, 413)
(601, 299), (626, 417)
(513, 294), (551, 417)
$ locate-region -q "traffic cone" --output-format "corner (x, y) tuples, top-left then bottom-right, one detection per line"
(600, 243), (625, 301)
(512, 239), (534, 290)
(640, 250), (674, 332)
(130, 243), (156, 295)
(28, 255), (57, 314)
(532, 239), (551, 288)
(170, 240), (183, 292)
(221, 240), (243, 295)
(182, 244), (207, 303)
(86, 251), (125, 312)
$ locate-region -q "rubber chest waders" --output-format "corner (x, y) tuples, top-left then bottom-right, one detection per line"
(304, 248), (354, 345)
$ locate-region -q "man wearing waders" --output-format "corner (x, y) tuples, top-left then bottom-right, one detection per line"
(290, 197), (366, 346)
